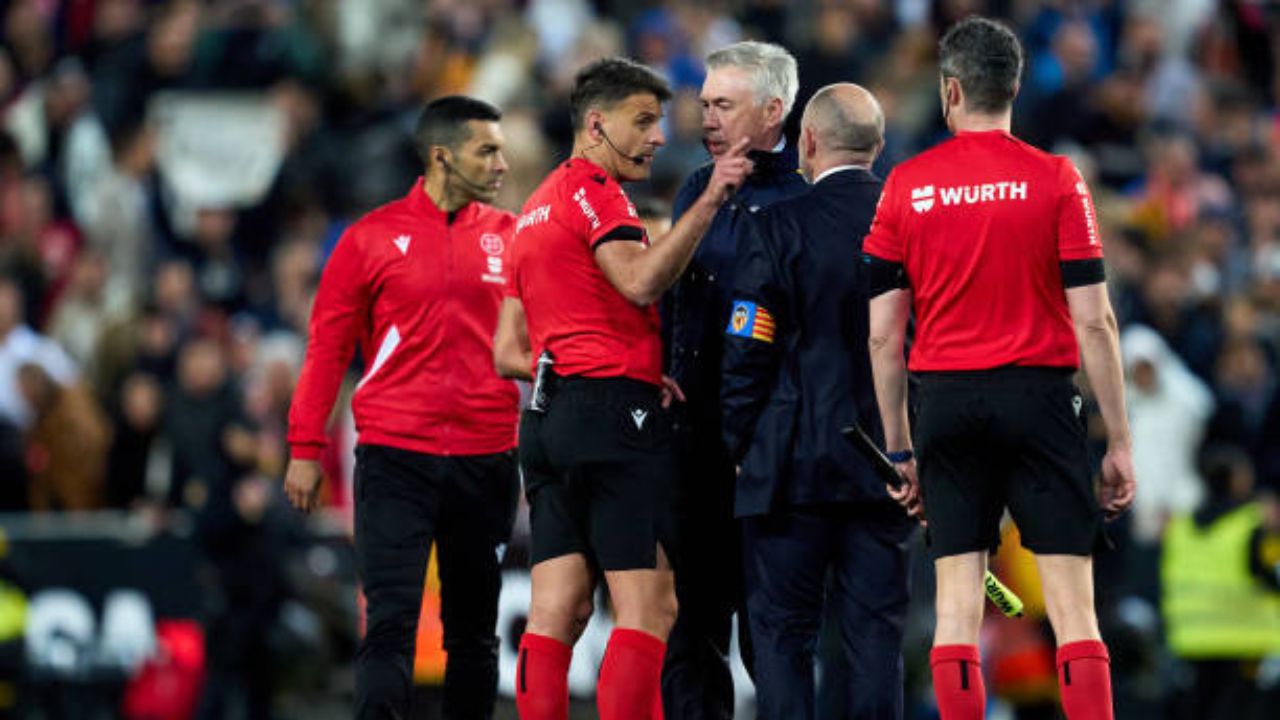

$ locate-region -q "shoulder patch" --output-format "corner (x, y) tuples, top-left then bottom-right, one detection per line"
(726, 300), (775, 343)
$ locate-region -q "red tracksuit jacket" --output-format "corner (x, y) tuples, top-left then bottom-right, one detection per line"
(288, 179), (519, 460)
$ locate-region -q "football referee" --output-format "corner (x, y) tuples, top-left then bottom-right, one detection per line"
(493, 58), (750, 720)
(862, 18), (1135, 720)
(286, 97), (519, 720)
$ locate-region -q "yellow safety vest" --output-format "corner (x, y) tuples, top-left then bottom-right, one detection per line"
(0, 581), (24, 643)
(1162, 503), (1280, 658)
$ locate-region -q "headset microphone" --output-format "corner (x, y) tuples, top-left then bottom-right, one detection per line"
(594, 122), (646, 166)
(440, 158), (495, 194)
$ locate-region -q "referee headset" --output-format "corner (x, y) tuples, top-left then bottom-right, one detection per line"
(591, 118), (646, 167)
(589, 115), (744, 203)
(436, 147), (494, 196)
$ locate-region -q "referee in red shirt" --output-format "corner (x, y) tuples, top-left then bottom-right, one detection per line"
(285, 97), (519, 720)
(493, 58), (750, 720)
(863, 18), (1136, 720)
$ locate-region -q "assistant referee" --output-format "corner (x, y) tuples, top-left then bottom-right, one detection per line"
(862, 17), (1136, 720)
(286, 97), (519, 720)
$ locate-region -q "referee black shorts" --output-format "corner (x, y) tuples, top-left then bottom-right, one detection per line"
(914, 366), (1102, 559)
(518, 376), (678, 572)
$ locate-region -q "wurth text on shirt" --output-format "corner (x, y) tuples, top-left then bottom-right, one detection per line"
(910, 181), (1029, 213)
(572, 187), (601, 231)
(517, 204), (551, 233)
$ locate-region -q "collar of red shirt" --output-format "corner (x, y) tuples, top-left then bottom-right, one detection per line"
(406, 176), (482, 224)
(953, 129), (1014, 140)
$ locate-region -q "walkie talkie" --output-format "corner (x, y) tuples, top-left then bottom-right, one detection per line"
(529, 350), (556, 413)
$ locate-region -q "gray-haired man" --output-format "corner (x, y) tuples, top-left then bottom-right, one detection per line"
(660, 40), (810, 719)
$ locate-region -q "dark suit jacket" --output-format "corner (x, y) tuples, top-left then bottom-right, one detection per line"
(721, 167), (890, 518)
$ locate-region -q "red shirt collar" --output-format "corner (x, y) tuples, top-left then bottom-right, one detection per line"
(954, 129), (1014, 140)
(405, 176), (481, 224)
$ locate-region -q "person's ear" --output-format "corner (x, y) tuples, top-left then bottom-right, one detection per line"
(765, 97), (784, 131)
(946, 77), (962, 111)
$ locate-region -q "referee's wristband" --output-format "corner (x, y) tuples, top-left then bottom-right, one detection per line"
(886, 449), (914, 463)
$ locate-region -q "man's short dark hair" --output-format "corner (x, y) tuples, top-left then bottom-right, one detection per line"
(938, 17), (1023, 113)
(569, 58), (672, 131)
(414, 96), (502, 166)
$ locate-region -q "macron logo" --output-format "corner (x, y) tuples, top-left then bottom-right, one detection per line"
(911, 182), (1029, 213)
(911, 185), (935, 213)
(393, 235), (411, 255)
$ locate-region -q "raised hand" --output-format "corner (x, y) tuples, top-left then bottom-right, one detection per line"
(705, 137), (754, 205)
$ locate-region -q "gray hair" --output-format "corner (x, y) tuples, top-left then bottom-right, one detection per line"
(705, 41), (799, 118)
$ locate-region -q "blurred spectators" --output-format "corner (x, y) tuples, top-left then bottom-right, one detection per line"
(164, 337), (252, 517)
(104, 370), (164, 510)
(47, 249), (111, 371)
(0, 1), (1273, 717)
(1123, 324), (1214, 546)
(17, 362), (110, 512)
(71, 117), (158, 315)
(0, 275), (75, 431)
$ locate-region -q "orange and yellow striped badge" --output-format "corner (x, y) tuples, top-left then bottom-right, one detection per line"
(726, 301), (775, 344)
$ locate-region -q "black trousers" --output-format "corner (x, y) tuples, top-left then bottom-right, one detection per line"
(663, 427), (744, 720)
(353, 445), (518, 720)
(743, 504), (910, 720)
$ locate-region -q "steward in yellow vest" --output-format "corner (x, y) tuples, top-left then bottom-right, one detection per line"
(1159, 447), (1280, 720)
(1162, 501), (1280, 658)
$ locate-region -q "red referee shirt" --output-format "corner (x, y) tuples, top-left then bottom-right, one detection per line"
(507, 159), (662, 386)
(863, 130), (1104, 372)
(288, 179), (519, 459)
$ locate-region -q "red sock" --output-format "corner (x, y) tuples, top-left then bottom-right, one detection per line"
(931, 644), (985, 720)
(597, 628), (666, 720)
(1057, 640), (1113, 720)
(516, 632), (571, 720)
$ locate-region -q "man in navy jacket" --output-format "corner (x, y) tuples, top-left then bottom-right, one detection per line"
(660, 41), (810, 719)
(721, 84), (912, 720)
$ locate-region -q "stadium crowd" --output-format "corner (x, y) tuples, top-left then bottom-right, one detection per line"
(0, 0), (1278, 718)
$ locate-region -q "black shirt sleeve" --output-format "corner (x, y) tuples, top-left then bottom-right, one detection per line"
(861, 253), (909, 298)
(591, 224), (645, 249)
(1060, 258), (1106, 288)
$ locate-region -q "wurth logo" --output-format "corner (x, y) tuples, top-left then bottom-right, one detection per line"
(911, 186), (935, 213)
(910, 181), (1029, 213)
(1075, 179), (1100, 245)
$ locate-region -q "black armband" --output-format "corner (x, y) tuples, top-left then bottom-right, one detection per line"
(1060, 258), (1106, 288)
(861, 254), (909, 298)
(592, 224), (645, 249)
